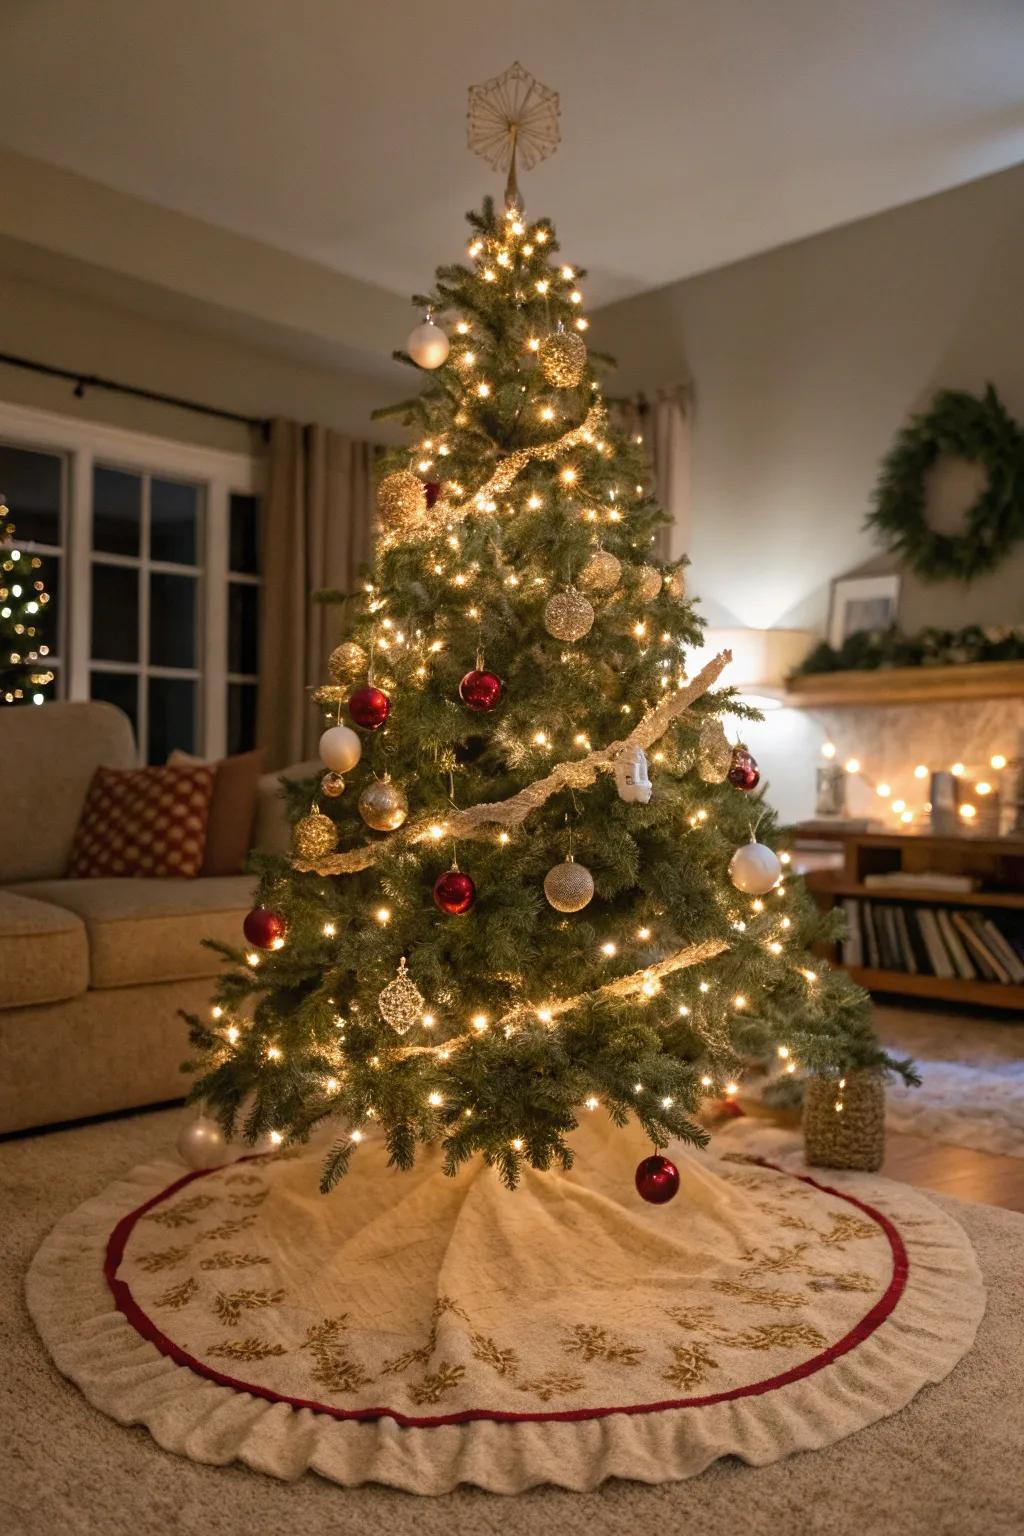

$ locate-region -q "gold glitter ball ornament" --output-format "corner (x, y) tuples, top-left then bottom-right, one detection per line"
(378, 957), (426, 1036)
(636, 565), (663, 601)
(358, 777), (409, 833)
(579, 548), (622, 594)
(376, 470), (427, 526)
(698, 717), (733, 783)
(328, 641), (368, 682)
(666, 566), (687, 600)
(538, 329), (587, 389)
(544, 585), (594, 642)
(293, 809), (339, 862)
(320, 771), (347, 798)
(543, 856), (595, 913)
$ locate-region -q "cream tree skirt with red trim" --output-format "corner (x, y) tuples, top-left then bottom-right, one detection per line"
(26, 1115), (984, 1494)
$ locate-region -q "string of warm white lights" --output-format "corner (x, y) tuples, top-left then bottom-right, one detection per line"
(820, 739), (1013, 828)
(293, 649), (732, 874)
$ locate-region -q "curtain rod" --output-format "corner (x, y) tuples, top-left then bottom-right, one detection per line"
(0, 350), (271, 437)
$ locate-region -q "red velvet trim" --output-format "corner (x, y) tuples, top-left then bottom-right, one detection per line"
(104, 1158), (909, 1430)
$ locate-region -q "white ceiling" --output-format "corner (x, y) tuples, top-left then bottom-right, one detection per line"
(1, 0), (1023, 306)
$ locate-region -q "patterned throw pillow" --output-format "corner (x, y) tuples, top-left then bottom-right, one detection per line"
(68, 764), (216, 879)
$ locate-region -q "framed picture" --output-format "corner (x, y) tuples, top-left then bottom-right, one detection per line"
(828, 574), (901, 649)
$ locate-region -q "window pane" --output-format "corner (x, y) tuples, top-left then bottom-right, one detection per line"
(149, 572), (196, 669)
(227, 681), (258, 755)
(229, 493), (260, 574)
(90, 670), (139, 742)
(148, 675), (196, 763)
(92, 563), (139, 662)
(0, 444), (62, 546)
(151, 478), (199, 564)
(228, 581), (259, 674)
(93, 466), (141, 556)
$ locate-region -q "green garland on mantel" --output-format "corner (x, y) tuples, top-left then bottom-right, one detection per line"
(866, 385), (1024, 581)
(794, 623), (1024, 677)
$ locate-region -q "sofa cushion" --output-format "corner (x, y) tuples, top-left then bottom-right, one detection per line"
(0, 701), (135, 884)
(69, 763), (216, 879)
(9, 876), (254, 989)
(0, 889), (89, 1008)
(170, 748), (265, 875)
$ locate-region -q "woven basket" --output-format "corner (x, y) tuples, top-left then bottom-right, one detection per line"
(803, 1070), (885, 1172)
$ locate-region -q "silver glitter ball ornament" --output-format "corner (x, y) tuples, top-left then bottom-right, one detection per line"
(358, 777), (409, 832)
(544, 585), (594, 642)
(293, 809), (339, 862)
(538, 328), (588, 388)
(543, 856), (595, 913)
(328, 641), (368, 682)
(579, 549), (622, 594)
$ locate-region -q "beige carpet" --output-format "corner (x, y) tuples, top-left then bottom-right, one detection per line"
(4, 1108), (1023, 1536)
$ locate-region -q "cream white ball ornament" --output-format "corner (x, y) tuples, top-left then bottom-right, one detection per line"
(406, 317), (450, 370)
(177, 1114), (229, 1170)
(319, 724), (362, 774)
(728, 839), (782, 896)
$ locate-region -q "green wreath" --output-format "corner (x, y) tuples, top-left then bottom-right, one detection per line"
(866, 385), (1024, 581)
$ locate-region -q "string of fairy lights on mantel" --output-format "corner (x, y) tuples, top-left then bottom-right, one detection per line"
(819, 738), (1014, 829)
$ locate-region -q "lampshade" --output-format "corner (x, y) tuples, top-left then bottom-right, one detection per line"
(689, 628), (813, 709)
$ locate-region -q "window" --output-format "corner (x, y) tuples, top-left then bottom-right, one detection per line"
(0, 404), (259, 762)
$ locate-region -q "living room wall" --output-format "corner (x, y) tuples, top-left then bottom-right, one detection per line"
(594, 163), (1024, 822)
(594, 161), (1024, 637)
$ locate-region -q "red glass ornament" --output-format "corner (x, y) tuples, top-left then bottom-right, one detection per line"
(347, 685), (391, 731)
(727, 746), (760, 792)
(459, 668), (503, 712)
(424, 480), (443, 509)
(432, 868), (476, 915)
(242, 906), (287, 950)
(635, 1154), (680, 1204)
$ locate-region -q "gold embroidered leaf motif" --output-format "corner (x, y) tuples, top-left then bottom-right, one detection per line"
(153, 1276), (198, 1309)
(224, 1173), (263, 1186)
(135, 1246), (191, 1273)
(808, 1271), (876, 1293)
(212, 1287), (286, 1326)
(433, 1295), (471, 1324)
(738, 1243), (812, 1276)
(515, 1372), (585, 1402)
(198, 1215), (257, 1241)
(662, 1341), (719, 1390)
(470, 1332), (520, 1377)
(819, 1214), (879, 1249)
(714, 1322), (828, 1352)
(408, 1362), (465, 1406)
(301, 1317), (372, 1396)
(666, 1305), (717, 1332)
(711, 1279), (807, 1311)
(380, 1342), (433, 1376)
(207, 1336), (286, 1362)
(198, 1250), (271, 1270)
(563, 1323), (644, 1366)
(228, 1192), (269, 1209)
(144, 1194), (217, 1228)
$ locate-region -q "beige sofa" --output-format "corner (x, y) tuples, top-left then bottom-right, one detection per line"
(0, 701), (302, 1134)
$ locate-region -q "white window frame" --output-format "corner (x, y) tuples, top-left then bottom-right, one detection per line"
(0, 401), (260, 760)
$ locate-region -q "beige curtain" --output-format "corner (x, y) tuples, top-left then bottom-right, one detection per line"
(612, 385), (692, 561)
(257, 421), (375, 769)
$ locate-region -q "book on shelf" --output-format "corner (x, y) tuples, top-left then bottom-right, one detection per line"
(836, 895), (1024, 986)
(862, 870), (979, 893)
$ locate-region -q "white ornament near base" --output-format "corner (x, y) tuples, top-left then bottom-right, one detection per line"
(728, 839), (782, 896)
(319, 724), (362, 774)
(406, 317), (450, 370)
(176, 1115), (229, 1171)
(613, 745), (652, 804)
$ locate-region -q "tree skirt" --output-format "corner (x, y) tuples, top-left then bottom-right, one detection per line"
(26, 1116), (984, 1495)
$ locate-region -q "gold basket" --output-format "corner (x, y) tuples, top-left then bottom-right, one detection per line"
(803, 1071), (885, 1172)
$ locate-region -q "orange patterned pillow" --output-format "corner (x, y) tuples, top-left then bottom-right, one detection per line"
(69, 764), (216, 879)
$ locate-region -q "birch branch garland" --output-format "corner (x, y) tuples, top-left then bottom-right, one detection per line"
(294, 649), (732, 876)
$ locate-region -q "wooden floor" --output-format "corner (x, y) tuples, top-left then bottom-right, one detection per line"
(738, 1102), (1024, 1214)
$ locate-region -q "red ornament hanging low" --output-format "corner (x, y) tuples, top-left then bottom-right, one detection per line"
(727, 744), (760, 792)
(242, 906), (287, 950)
(347, 684), (391, 731)
(635, 1154), (680, 1204)
(459, 668), (503, 713)
(432, 866), (476, 916)
(424, 480), (443, 509)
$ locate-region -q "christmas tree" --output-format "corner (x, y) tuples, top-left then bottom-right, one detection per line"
(0, 496), (55, 706)
(187, 87), (911, 1199)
